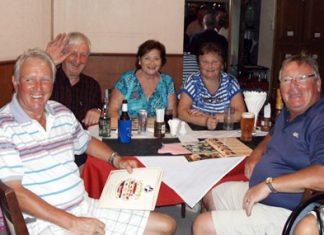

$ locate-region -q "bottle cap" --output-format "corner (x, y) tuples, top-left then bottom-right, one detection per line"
(156, 108), (165, 122)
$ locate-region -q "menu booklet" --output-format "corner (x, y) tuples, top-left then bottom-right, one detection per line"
(99, 167), (163, 211)
(184, 137), (252, 161)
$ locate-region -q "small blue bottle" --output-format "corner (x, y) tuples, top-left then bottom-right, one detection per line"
(118, 100), (132, 143)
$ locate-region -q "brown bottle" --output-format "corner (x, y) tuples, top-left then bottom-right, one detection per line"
(120, 100), (130, 120)
(275, 88), (283, 118)
(154, 108), (165, 138)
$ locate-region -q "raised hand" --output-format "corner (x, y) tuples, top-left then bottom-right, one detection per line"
(46, 33), (71, 65)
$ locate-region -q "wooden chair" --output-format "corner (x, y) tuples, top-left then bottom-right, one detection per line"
(0, 180), (29, 235)
(282, 190), (324, 235)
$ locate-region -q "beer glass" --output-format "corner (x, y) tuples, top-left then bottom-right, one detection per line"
(240, 112), (255, 141)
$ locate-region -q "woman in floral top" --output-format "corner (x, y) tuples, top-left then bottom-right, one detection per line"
(109, 40), (177, 118)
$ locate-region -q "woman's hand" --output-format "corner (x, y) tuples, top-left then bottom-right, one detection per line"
(206, 116), (218, 130)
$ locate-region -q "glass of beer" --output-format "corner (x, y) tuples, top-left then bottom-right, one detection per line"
(240, 112), (255, 142)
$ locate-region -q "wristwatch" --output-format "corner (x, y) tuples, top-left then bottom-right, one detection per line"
(265, 177), (278, 193)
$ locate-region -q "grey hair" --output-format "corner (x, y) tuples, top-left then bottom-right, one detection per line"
(279, 54), (321, 81)
(13, 48), (56, 83)
(68, 32), (91, 53)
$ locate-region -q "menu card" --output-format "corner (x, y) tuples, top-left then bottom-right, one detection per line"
(99, 167), (162, 210)
(184, 137), (252, 161)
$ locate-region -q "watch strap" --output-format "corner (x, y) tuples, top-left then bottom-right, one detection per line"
(266, 177), (278, 193)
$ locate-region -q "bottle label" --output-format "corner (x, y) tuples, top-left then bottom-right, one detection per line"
(118, 120), (132, 143)
(154, 121), (165, 138)
(99, 117), (111, 138)
(161, 123), (166, 134)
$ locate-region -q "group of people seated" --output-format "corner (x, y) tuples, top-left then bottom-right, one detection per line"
(47, 32), (244, 149)
(0, 30), (324, 235)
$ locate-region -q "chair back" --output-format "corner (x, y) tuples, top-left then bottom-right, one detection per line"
(0, 180), (29, 235)
(282, 191), (324, 235)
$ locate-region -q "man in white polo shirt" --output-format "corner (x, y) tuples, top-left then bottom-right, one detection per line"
(0, 48), (176, 235)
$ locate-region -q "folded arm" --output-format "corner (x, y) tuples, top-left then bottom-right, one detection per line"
(178, 92), (216, 128)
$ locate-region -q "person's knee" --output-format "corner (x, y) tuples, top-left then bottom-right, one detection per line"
(202, 190), (216, 211)
(192, 212), (216, 235)
(293, 214), (319, 235)
(144, 212), (176, 235)
(192, 214), (205, 235)
(158, 213), (176, 234)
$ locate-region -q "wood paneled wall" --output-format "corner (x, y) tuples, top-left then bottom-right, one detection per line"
(83, 54), (183, 95)
(0, 54), (183, 108)
(0, 62), (14, 107)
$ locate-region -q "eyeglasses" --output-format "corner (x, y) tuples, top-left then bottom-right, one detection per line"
(280, 73), (316, 86)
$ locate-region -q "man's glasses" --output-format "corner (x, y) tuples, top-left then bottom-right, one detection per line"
(280, 73), (316, 86)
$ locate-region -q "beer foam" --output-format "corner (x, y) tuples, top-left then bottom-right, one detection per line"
(242, 112), (255, 118)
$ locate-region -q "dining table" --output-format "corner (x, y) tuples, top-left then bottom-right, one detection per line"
(82, 155), (248, 206)
(83, 121), (266, 216)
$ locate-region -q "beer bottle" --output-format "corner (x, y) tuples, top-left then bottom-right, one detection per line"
(275, 88), (284, 118)
(118, 100), (132, 143)
(99, 89), (111, 138)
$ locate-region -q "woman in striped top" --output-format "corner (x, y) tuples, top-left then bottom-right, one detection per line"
(178, 42), (245, 130)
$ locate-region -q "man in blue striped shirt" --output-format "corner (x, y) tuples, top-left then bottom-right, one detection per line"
(0, 49), (176, 235)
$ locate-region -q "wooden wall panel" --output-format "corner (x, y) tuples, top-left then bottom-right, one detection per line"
(0, 62), (14, 108)
(83, 54), (183, 96)
(0, 54), (183, 108)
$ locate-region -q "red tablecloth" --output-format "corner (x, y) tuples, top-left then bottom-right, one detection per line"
(82, 156), (248, 207)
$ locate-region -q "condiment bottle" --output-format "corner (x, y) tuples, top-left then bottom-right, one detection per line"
(154, 108), (165, 138)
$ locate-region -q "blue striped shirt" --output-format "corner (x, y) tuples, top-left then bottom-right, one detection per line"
(180, 71), (241, 115)
(182, 53), (199, 84)
(0, 94), (91, 217)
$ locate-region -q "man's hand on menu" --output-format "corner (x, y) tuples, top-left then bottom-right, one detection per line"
(114, 157), (138, 173)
